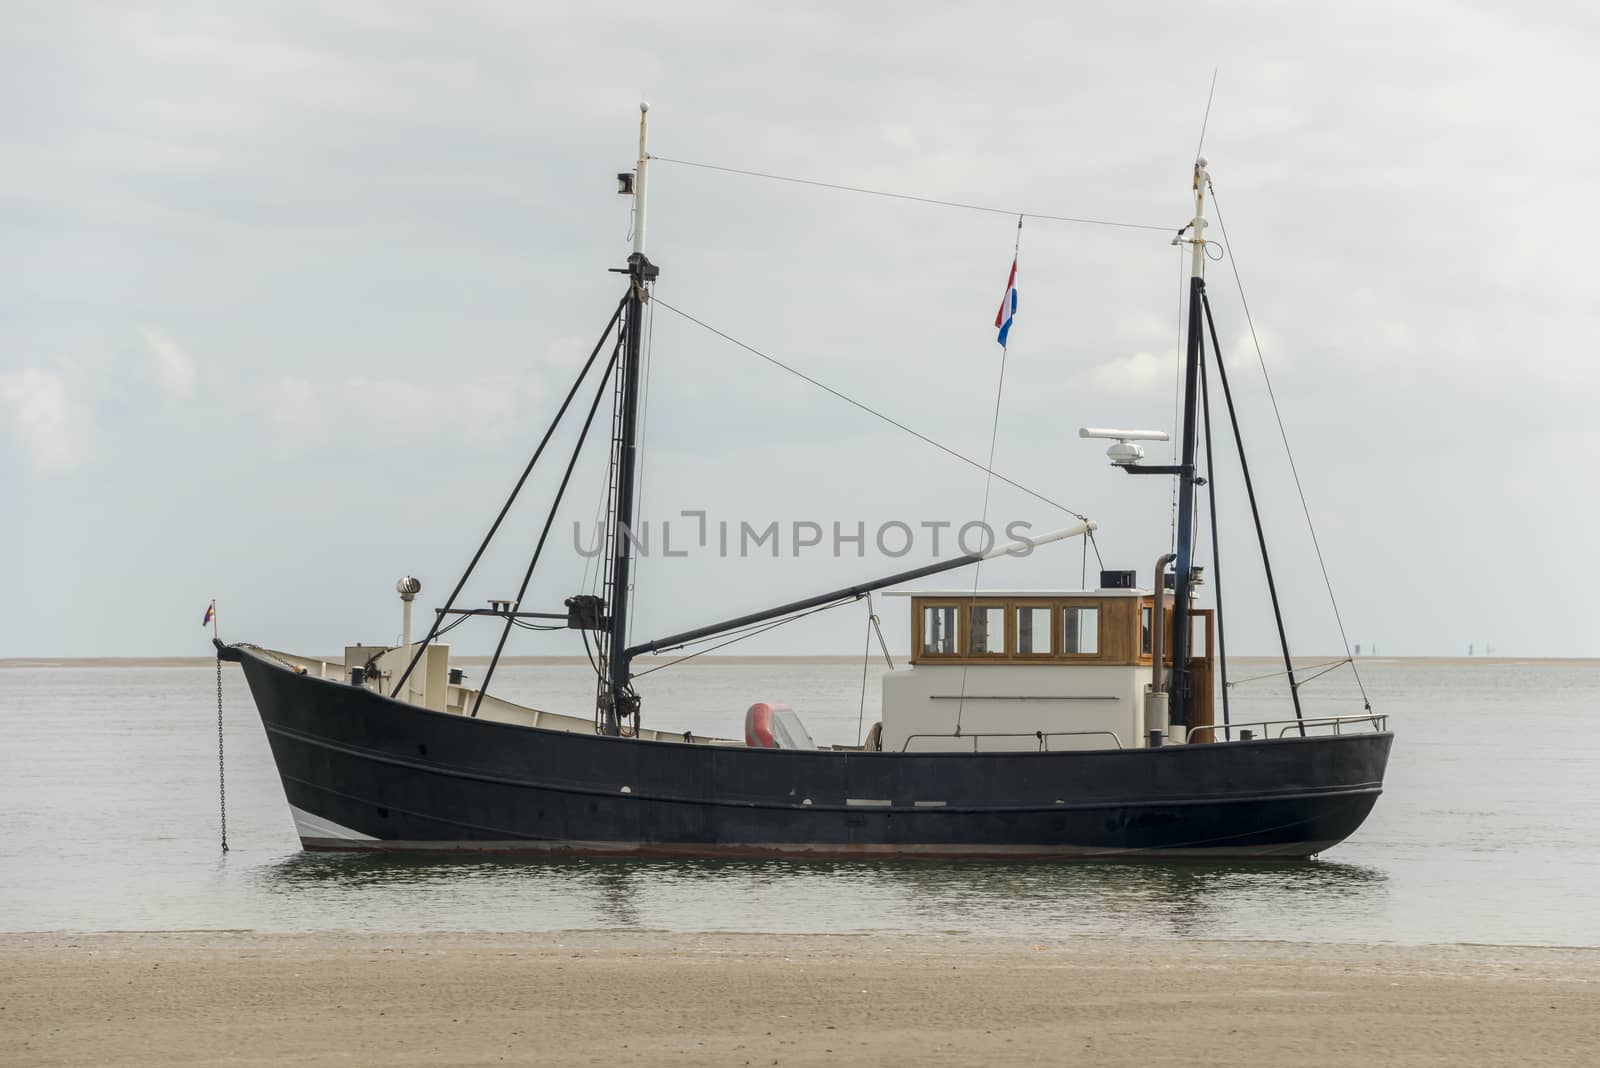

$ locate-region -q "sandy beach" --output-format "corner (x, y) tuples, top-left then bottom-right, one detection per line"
(2, 931), (1594, 1066)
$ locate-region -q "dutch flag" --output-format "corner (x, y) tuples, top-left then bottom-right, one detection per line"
(994, 257), (1018, 347)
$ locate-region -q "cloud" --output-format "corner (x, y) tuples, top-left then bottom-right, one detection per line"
(3, 2), (1599, 657)
(262, 373), (549, 453)
(264, 377), (326, 452)
(1217, 322), (1285, 374)
(542, 335), (597, 370)
(0, 369), (96, 475)
(1087, 323), (1285, 398)
(1091, 350), (1173, 394)
(346, 375), (544, 450)
(139, 326), (197, 400)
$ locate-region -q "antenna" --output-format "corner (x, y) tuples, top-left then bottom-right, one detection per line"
(617, 102), (651, 250)
(1195, 69), (1218, 161)
(1079, 426), (1170, 466)
(633, 101), (650, 255)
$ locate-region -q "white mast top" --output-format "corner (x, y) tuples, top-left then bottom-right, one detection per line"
(1187, 156), (1209, 279)
(632, 101), (651, 256)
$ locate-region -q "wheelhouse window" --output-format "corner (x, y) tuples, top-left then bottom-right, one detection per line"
(1062, 605), (1099, 655)
(909, 594), (1140, 665)
(921, 604), (959, 656)
(1014, 605), (1053, 656)
(966, 605), (1008, 656)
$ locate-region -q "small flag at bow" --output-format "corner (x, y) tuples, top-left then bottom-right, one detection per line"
(202, 601), (215, 627)
(995, 257), (1018, 347)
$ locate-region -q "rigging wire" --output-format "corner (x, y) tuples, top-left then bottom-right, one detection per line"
(1199, 331), (1232, 730)
(1292, 658), (1360, 688)
(629, 596), (860, 678)
(579, 361), (623, 608)
(852, 593), (895, 749)
(588, 313), (635, 709)
(577, 624), (603, 679)
(1169, 245), (1187, 551)
(1207, 181), (1371, 710)
(627, 288), (659, 643)
(579, 473), (609, 601)
(1200, 287), (1305, 729)
(509, 619), (568, 631)
(870, 600), (895, 669)
(856, 594), (876, 747)
(1229, 657), (1353, 689)
(1195, 69), (1219, 162)
(956, 216), (1023, 732)
(651, 298), (1091, 523)
(1173, 70), (1218, 554)
(424, 613), (473, 638)
(388, 295), (626, 698)
(648, 155), (1175, 233)
(471, 332), (623, 717)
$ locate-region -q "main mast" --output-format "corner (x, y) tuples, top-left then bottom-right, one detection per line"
(601, 102), (658, 736)
(1168, 157), (1210, 731)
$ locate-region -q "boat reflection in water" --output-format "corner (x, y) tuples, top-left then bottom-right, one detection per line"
(255, 853), (1387, 941)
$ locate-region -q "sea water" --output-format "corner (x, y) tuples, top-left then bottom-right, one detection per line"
(1, 658), (1596, 946)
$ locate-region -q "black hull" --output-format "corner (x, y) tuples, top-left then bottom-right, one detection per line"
(230, 647), (1391, 860)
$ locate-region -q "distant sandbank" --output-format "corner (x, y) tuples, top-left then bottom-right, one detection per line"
(2, 930), (1595, 1066)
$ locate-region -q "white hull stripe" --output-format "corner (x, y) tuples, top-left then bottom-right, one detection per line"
(290, 804), (378, 842)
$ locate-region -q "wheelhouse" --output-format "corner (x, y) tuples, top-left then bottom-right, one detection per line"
(883, 587), (1215, 752)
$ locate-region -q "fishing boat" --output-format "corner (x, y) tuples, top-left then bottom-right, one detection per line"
(220, 105), (1391, 858)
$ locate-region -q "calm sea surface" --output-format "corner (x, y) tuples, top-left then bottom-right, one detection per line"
(1, 659), (1596, 946)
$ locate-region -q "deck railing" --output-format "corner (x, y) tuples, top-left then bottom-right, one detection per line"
(896, 713), (1387, 752)
(1185, 713), (1389, 743)
(900, 730), (1125, 752)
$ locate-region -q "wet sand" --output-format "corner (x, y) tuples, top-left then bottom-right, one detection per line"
(2, 931), (1595, 1066)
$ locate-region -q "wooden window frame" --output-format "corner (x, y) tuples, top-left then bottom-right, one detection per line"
(916, 600), (964, 659)
(1011, 600), (1057, 659)
(1138, 602), (1154, 660)
(909, 594), (1143, 666)
(1058, 600), (1104, 659)
(964, 601), (1010, 658)
(1135, 599), (1213, 667)
(1190, 611), (1212, 663)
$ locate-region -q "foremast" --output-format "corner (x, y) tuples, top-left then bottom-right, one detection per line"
(599, 102), (657, 736)
(1168, 156), (1210, 732)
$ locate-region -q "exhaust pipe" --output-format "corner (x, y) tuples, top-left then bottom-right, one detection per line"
(1146, 553), (1175, 744)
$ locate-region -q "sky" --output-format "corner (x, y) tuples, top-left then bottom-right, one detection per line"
(3, 2), (1598, 660)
